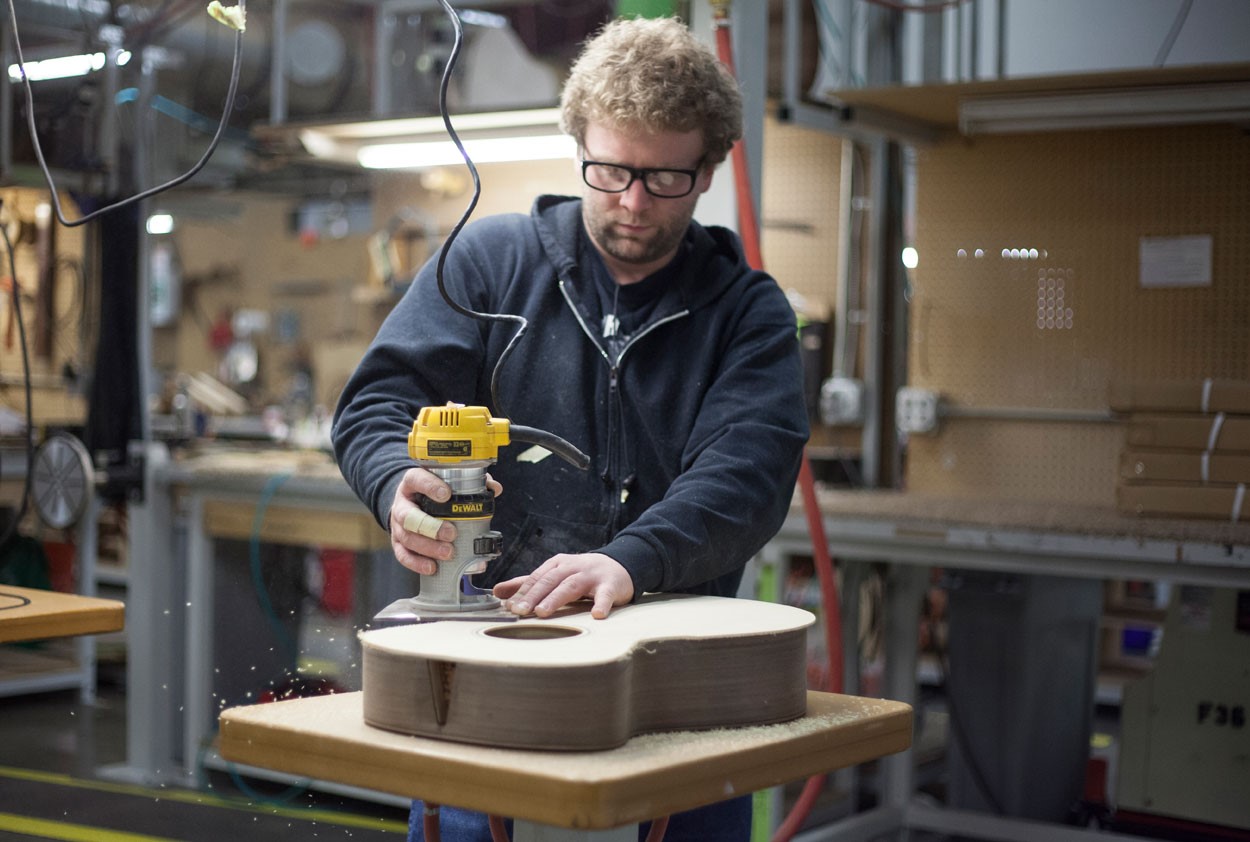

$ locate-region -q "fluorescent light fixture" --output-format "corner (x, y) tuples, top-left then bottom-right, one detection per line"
(359, 134), (575, 170)
(290, 106), (569, 169)
(9, 50), (131, 82)
(146, 213), (175, 235)
(958, 82), (1250, 135)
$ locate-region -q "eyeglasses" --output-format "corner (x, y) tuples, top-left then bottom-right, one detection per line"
(581, 158), (704, 199)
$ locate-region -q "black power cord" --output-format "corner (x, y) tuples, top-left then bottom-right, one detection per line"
(431, 0), (588, 471)
(3, 0), (247, 227)
(0, 590), (33, 609)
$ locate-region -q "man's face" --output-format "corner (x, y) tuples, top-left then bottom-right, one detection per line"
(580, 122), (712, 285)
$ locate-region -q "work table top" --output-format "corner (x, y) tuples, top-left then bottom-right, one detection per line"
(219, 689), (912, 829)
(806, 488), (1250, 546)
(158, 446), (354, 498)
(0, 586), (125, 644)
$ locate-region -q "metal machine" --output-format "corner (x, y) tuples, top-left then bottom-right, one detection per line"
(1116, 585), (1250, 835)
(372, 403), (587, 626)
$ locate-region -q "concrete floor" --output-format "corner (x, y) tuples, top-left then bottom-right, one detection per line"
(0, 655), (409, 841)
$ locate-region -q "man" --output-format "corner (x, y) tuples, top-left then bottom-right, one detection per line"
(333, 15), (808, 842)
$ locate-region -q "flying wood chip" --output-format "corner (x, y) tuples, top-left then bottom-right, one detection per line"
(207, 1), (246, 31)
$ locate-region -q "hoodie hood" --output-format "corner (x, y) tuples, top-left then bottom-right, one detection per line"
(530, 194), (756, 314)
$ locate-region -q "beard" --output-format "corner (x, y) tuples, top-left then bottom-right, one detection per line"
(583, 199), (692, 271)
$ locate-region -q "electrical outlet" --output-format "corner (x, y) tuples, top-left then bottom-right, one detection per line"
(896, 387), (940, 434)
(820, 377), (865, 426)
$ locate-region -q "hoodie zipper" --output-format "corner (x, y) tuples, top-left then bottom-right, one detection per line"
(558, 278), (689, 528)
(558, 278), (690, 364)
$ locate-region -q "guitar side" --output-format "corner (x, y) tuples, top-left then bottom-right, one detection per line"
(359, 593), (815, 750)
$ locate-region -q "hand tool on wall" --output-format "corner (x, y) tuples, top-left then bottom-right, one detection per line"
(33, 202), (55, 360)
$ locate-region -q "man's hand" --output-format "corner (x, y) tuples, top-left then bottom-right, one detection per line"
(493, 553), (634, 620)
(388, 467), (501, 575)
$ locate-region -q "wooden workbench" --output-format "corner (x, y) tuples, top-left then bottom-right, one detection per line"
(168, 447), (389, 551)
(219, 690), (912, 836)
(0, 585), (124, 644)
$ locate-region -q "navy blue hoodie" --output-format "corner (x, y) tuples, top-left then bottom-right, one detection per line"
(333, 195), (808, 598)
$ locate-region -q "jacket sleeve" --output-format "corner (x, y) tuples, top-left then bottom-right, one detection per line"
(331, 222), (501, 528)
(602, 277), (810, 595)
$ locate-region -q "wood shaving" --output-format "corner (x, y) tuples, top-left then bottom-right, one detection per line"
(207, 1), (246, 31)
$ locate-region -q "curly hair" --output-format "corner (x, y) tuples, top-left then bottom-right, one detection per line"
(559, 17), (743, 167)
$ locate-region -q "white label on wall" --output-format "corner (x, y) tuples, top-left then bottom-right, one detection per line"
(1139, 235), (1213, 289)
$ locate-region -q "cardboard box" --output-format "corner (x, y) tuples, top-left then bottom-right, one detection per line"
(1116, 481), (1248, 521)
(1110, 379), (1250, 414)
(1125, 414), (1250, 453)
(1120, 449), (1250, 484)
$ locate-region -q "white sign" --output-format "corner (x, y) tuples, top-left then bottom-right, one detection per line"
(1139, 235), (1212, 289)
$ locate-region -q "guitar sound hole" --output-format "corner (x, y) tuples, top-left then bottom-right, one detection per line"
(483, 625), (583, 640)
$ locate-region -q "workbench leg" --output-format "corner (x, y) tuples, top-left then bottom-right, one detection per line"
(835, 560), (869, 810)
(879, 565), (927, 826)
(121, 442), (184, 784)
(512, 823), (636, 842)
(75, 492), (101, 704)
(184, 492), (213, 779)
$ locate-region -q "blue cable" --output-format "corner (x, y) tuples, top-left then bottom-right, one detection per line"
(250, 472), (299, 666)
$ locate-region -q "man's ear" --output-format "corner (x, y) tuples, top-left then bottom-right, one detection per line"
(696, 165), (715, 196)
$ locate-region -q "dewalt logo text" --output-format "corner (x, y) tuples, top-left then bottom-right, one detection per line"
(452, 502), (485, 514)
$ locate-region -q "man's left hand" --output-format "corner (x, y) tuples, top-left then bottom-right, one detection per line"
(493, 553), (634, 620)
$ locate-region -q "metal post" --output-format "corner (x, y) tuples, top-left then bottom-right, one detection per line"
(74, 493), (101, 704)
(114, 443), (183, 784)
(374, 4), (397, 116)
(1, 22), (12, 183)
(270, 0), (289, 124)
(879, 565), (927, 819)
(99, 24), (125, 197)
(730, 0), (767, 225)
(860, 139), (887, 488)
(996, 0), (1007, 78)
(183, 493), (214, 778)
(782, 0), (800, 111)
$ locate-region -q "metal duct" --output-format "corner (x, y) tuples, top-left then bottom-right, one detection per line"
(6, 3), (370, 136)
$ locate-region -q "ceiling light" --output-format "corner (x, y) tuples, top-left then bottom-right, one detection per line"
(359, 134), (575, 170)
(283, 106), (569, 169)
(8, 50), (131, 82)
(146, 213), (174, 235)
(958, 82), (1250, 135)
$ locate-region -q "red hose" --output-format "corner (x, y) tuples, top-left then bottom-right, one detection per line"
(714, 11), (846, 842)
(644, 816), (670, 842)
(713, 25), (764, 270)
(423, 803), (441, 842)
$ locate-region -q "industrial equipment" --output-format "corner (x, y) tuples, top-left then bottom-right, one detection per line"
(1116, 586), (1250, 836)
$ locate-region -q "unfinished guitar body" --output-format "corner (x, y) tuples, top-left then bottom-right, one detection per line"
(359, 593), (814, 750)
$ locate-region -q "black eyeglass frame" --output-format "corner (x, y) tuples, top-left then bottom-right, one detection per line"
(580, 157), (706, 199)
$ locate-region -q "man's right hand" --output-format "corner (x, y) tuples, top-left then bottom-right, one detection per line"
(388, 468), (458, 575)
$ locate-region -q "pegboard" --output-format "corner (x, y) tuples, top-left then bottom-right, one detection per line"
(760, 115), (845, 319)
(906, 419), (1125, 505)
(907, 123), (1250, 505)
